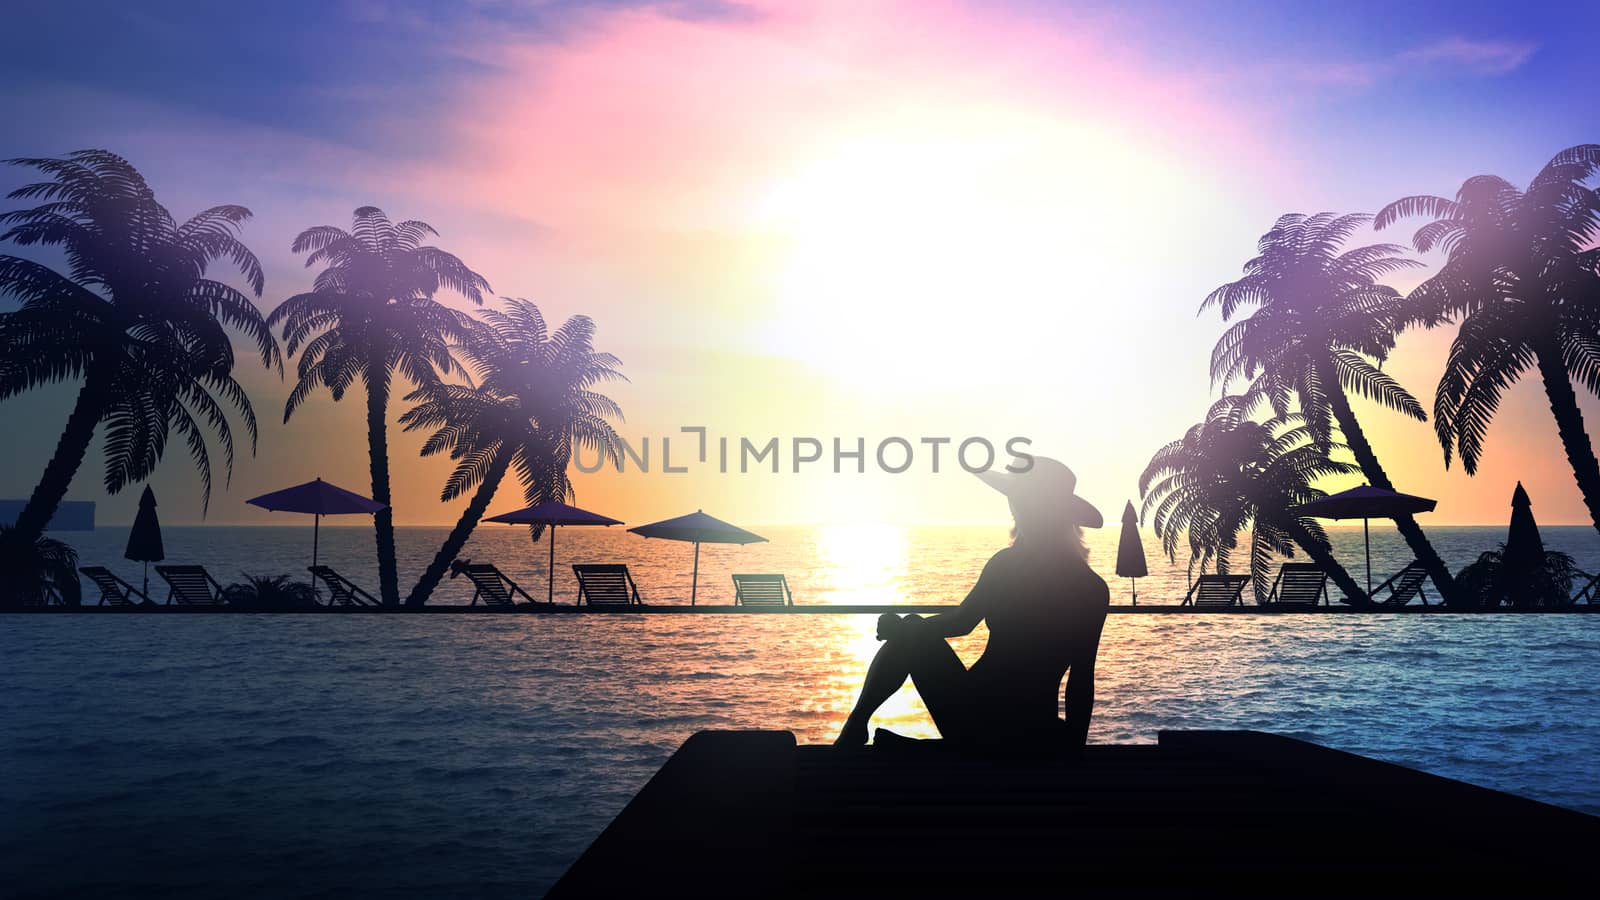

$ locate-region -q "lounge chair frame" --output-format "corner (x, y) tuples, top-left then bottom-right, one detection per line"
(732, 573), (794, 607)
(1183, 574), (1249, 608)
(79, 566), (152, 607)
(1571, 571), (1600, 606)
(308, 566), (381, 607)
(456, 563), (539, 608)
(1266, 563), (1329, 609)
(572, 564), (645, 607)
(154, 565), (226, 606)
(1370, 561), (1432, 608)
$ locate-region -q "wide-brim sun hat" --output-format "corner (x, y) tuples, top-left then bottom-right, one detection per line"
(975, 456), (1103, 529)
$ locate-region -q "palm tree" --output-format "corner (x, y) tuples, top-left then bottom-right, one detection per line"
(1376, 144), (1600, 535)
(400, 300), (625, 606)
(221, 574), (320, 611)
(0, 526), (81, 608)
(1454, 546), (1583, 610)
(269, 207), (490, 606)
(1140, 397), (1369, 605)
(0, 150), (279, 545)
(1205, 212), (1459, 602)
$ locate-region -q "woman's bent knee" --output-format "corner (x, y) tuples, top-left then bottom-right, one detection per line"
(877, 613), (927, 644)
(879, 613), (934, 643)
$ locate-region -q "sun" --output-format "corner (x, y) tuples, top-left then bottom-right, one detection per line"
(750, 107), (1187, 393)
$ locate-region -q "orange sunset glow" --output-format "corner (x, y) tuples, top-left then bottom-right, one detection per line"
(2, 0), (1596, 534)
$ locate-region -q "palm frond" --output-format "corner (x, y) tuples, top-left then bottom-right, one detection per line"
(1374, 195), (1457, 231)
(1331, 350), (1425, 420)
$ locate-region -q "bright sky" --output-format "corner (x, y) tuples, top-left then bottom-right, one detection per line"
(1, 0), (1597, 527)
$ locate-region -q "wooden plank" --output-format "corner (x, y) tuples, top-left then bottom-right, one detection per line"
(549, 729), (1598, 898)
(545, 731), (795, 898)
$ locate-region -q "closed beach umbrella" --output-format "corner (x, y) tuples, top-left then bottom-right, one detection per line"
(246, 478), (386, 595)
(628, 510), (767, 605)
(1502, 482), (1544, 588)
(1291, 485), (1437, 596)
(485, 501), (623, 604)
(125, 485), (165, 597)
(1115, 501), (1148, 605)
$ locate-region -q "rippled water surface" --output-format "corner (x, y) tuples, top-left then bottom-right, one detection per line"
(3, 525), (1599, 897)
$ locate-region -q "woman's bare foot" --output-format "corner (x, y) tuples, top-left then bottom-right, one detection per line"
(833, 717), (869, 748)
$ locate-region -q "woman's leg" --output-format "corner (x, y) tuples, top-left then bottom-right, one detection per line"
(835, 615), (967, 746)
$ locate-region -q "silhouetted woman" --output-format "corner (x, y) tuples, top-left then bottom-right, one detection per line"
(835, 457), (1109, 752)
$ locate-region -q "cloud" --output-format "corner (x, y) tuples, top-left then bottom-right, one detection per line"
(1285, 35), (1536, 89)
(1398, 37), (1536, 75)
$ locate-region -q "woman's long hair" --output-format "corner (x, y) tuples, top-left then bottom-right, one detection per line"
(1010, 497), (1088, 559)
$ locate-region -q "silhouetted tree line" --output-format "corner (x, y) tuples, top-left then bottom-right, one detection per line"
(0, 151), (623, 607)
(1143, 145), (1600, 608)
(2, 146), (1597, 608)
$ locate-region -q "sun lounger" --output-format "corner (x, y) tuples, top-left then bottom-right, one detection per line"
(1266, 563), (1328, 609)
(572, 564), (645, 607)
(450, 561), (538, 608)
(1570, 571), (1599, 606)
(1183, 574), (1249, 608)
(309, 566), (381, 607)
(155, 565), (226, 606)
(732, 573), (793, 606)
(79, 566), (153, 607)
(1370, 561), (1432, 607)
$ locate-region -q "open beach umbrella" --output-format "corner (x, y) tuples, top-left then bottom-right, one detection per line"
(628, 510), (767, 605)
(484, 501), (623, 604)
(1115, 501), (1148, 605)
(125, 485), (165, 597)
(246, 478), (386, 594)
(1291, 484), (1437, 596)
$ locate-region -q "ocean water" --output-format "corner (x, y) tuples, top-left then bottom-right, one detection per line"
(3, 524), (1600, 897)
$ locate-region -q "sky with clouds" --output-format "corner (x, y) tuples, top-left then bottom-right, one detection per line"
(1, 0), (1597, 528)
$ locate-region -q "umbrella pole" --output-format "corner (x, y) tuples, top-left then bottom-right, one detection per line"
(1364, 517), (1372, 597)
(143, 561), (149, 598)
(549, 526), (556, 606)
(312, 513), (321, 600)
(691, 541), (700, 606)
(1130, 577), (1137, 606)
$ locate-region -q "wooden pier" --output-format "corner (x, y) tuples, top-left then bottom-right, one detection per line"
(548, 729), (1597, 898)
(18, 602), (1600, 613)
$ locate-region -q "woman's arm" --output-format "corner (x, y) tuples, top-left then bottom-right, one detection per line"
(924, 589), (985, 638)
(1062, 583), (1109, 750)
(924, 553), (1004, 638)
(1062, 653), (1096, 750)
(885, 554), (1000, 641)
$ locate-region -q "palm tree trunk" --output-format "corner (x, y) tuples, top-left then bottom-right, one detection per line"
(1533, 337), (1600, 536)
(365, 362), (400, 606)
(1319, 357), (1460, 605)
(10, 365), (112, 544)
(405, 454), (511, 607)
(1282, 518), (1370, 608)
